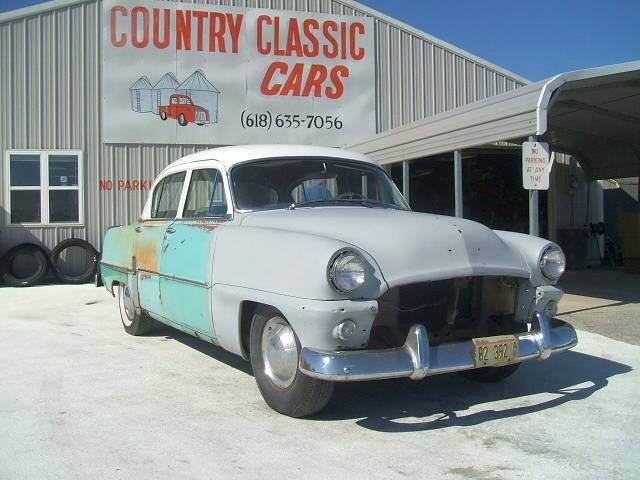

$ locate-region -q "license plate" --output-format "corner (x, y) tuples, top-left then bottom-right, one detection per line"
(472, 335), (518, 368)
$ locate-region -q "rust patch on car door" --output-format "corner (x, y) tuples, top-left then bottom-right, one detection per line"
(135, 239), (160, 272)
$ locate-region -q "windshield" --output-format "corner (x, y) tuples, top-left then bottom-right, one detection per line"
(230, 158), (410, 212)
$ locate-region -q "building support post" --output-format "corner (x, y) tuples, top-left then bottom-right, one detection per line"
(528, 136), (539, 236)
(402, 160), (410, 205)
(454, 150), (463, 218)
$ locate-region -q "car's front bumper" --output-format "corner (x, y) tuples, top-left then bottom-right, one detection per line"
(299, 312), (577, 381)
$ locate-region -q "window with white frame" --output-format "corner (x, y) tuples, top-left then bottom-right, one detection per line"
(6, 150), (83, 225)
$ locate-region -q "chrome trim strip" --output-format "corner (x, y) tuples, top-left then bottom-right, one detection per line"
(299, 312), (578, 382)
(137, 268), (210, 288)
(100, 261), (133, 275)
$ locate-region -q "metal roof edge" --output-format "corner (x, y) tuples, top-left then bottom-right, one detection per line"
(0, 0), (90, 23)
(335, 0), (530, 84)
(0, 0), (529, 84)
(535, 60), (640, 135)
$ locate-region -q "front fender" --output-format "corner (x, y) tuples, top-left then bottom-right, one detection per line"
(494, 230), (561, 286)
(211, 225), (387, 300)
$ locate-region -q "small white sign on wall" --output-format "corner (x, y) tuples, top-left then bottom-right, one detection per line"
(522, 141), (551, 190)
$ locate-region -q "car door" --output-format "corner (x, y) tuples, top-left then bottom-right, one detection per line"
(135, 171), (186, 317)
(159, 168), (229, 341)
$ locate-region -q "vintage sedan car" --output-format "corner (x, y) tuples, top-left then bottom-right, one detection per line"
(99, 145), (577, 417)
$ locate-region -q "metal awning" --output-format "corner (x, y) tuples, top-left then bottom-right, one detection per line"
(349, 61), (640, 180)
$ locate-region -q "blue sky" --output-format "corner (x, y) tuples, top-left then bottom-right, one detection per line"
(2, 0), (638, 80)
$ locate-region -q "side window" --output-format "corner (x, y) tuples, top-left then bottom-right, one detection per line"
(183, 169), (228, 218)
(151, 172), (186, 219)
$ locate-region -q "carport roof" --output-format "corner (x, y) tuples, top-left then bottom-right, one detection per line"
(350, 61), (640, 180)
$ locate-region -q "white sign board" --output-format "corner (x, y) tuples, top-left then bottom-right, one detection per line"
(522, 141), (551, 190)
(102, 0), (376, 146)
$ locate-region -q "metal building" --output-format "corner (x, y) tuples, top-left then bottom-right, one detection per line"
(0, 0), (526, 261)
(1, 0), (637, 281)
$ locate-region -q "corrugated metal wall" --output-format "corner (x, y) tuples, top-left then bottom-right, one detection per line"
(0, 0), (525, 253)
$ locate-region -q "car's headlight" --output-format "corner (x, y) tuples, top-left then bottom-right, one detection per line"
(328, 250), (368, 293)
(540, 245), (566, 281)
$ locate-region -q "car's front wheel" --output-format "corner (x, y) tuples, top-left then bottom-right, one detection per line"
(178, 113), (187, 126)
(117, 284), (157, 335)
(250, 306), (334, 417)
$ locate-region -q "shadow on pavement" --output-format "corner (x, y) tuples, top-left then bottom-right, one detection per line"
(311, 350), (631, 431)
(145, 325), (631, 430)
(146, 326), (254, 376)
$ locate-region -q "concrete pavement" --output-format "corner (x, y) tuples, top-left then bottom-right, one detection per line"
(0, 283), (638, 479)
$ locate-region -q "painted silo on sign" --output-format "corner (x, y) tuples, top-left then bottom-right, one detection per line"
(152, 72), (179, 114)
(129, 76), (153, 113)
(176, 70), (220, 123)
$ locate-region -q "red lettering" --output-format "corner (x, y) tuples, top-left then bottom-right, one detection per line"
(340, 21), (348, 60)
(209, 12), (226, 52)
(302, 64), (327, 97)
(260, 62), (288, 95)
(281, 63), (305, 96)
(273, 17), (286, 56)
(152, 8), (171, 49)
(99, 180), (113, 191)
(117, 180), (125, 190)
(132, 180), (140, 191)
(110, 6), (127, 47)
(131, 7), (149, 48)
(322, 21), (339, 58)
(227, 13), (244, 54)
(302, 19), (320, 57)
(326, 65), (349, 99)
(257, 15), (272, 54)
(176, 10), (192, 50)
(350, 22), (365, 60)
(285, 18), (303, 57)
(193, 11), (209, 51)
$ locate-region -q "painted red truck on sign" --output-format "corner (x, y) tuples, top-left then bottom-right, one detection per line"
(159, 94), (210, 127)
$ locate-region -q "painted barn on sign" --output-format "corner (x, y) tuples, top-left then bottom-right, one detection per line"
(152, 72), (179, 114)
(176, 70), (220, 123)
(129, 76), (153, 113)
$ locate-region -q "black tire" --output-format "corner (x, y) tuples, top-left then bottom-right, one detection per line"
(0, 244), (49, 287)
(460, 362), (521, 383)
(160, 111), (167, 120)
(250, 306), (334, 417)
(117, 284), (157, 335)
(178, 113), (187, 126)
(51, 238), (98, 284)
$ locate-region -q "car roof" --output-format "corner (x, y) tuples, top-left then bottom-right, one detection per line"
(163, 144), (378, 172)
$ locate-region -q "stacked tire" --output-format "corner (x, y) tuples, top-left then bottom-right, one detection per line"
(0, 238), (98, 287)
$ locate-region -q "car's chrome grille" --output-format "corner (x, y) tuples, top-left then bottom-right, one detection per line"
(196, 111), (207, 122)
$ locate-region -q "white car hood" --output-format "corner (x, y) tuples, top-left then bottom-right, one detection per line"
(240, 207), (531, 288)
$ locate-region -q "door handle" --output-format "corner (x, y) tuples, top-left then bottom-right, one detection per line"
(134, 226), (142, 233)
(166, 226), (176, 234)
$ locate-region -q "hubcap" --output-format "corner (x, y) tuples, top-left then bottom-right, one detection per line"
(121, 286), (135, 325)
(261, 317), (298, 390)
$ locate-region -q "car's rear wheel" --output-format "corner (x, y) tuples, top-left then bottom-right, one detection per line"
(250, 306), (334, 417)
(178, 113), (187, 126)
(160, 112), (167, 120)
(117, 284), (157, 335)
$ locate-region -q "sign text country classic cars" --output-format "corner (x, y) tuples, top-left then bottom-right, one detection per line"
(102, 0), (376, 145)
